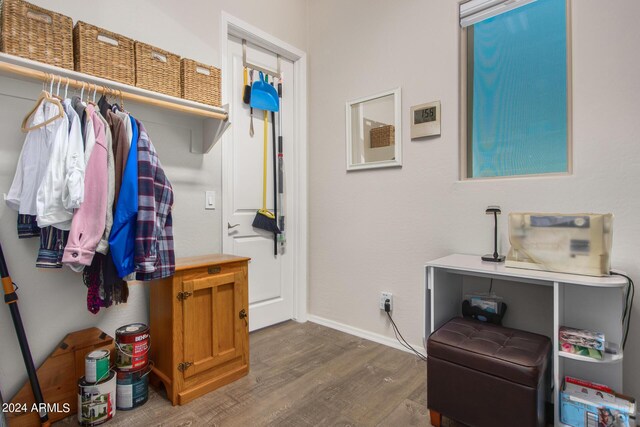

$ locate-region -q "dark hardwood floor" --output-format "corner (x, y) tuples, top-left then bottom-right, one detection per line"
(56, 320), (455, 426)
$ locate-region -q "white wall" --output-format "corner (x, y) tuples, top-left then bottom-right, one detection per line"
(307, 0), (640, 402)
(0, 0), (307, 398)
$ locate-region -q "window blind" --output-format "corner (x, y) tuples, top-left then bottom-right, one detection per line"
(460, 0), (537, 27)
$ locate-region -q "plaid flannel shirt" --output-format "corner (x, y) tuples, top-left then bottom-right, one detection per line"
(134, 121), (175, 280)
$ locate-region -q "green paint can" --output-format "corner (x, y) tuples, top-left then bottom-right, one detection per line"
(85, 350), (110, 384)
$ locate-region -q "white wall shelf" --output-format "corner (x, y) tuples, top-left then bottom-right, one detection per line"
(426, 253), (628, 288)
(559, 350), (623, 364)
(423, 254), (629, 427)
(0, 52), (231, 154)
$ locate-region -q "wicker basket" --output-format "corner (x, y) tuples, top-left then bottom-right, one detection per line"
(135, 42), (180, 97)
(0, 0), (73, 69)
(181, 58), (221, 107)
(370, 125), (395, 148)
(73, 21), (134, 86)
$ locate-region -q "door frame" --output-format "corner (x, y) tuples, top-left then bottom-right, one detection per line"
(220, 12), (308, 324)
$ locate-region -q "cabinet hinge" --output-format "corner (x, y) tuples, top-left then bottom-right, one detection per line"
(178, 361), (193, 372)
(177, 291), (193, 301)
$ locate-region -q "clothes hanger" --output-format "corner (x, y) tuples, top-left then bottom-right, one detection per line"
(21, 73), (65, 132)
(64, 77), (69, 100)
(110, 88), (120, 112)
(86, 83), (94, 105)
(118, 89), (127, 113)
(109, 87), (119, 110)
(48, 75), (63, 101)
(80, 82), (86, 105)
(51, 75), (63, 101)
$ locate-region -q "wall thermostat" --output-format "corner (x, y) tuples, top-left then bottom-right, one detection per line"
(410, 101), (441, 139)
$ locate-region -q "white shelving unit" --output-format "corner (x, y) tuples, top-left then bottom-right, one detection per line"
(0, 52), (231, 154)
(559, 350), (623, 364)
(423, 254), (629, 426)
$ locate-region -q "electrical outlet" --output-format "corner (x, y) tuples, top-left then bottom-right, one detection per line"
(380, 292), (393, 311)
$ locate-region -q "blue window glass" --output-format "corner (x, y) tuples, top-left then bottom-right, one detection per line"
(468, 0), (568, 178)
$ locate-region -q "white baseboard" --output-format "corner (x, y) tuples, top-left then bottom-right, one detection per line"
(307, 314), (426, 357)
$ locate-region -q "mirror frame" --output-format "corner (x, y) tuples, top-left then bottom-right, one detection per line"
(345, 87), (402, 171)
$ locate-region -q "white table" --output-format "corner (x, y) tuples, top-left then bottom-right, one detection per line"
(423, 254), (629, 427)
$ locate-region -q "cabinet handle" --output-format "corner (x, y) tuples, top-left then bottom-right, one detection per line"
(177, 291), (193, 301)
(178, 361), (193, 372)
(228, 222), (240, 229)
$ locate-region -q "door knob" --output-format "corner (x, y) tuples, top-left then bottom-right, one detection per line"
(228, 222), (240, 229)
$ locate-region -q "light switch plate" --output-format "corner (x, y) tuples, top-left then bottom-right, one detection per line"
(205, 191), (216, 210)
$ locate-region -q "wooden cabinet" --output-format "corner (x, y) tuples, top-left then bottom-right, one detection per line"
(149, 254), (250, 405)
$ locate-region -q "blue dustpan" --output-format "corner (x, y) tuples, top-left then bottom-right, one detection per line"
(250, 71), (279, 112)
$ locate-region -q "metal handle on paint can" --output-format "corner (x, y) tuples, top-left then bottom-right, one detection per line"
(116, 342), (151, 357)
(95, 366), (115, 384)
(140, 361), (154, 378)
(115, 340), (151, 358)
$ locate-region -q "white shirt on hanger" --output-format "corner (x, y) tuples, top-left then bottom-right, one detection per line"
(6, 99), (66, 216)
(36, 99), (85, 230)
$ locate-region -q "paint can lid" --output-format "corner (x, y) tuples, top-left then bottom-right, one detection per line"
(86, 349), (110, 360)
(116, 323), (149, 336)
(115, 364), (152, 379)
(78, 370), (115, 387)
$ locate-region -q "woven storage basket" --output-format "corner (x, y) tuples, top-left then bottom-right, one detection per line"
(181, 58), (221, 106)
(73, 21), (134, 86)
(0, 0), (73, 69)
(135, 41), (180, 97)
(370, 125), (395, 148)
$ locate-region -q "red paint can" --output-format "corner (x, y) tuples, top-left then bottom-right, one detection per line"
(115, 323), (150, 372)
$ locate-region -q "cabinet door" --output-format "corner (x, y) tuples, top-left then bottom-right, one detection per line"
(182, 271), (246, 379)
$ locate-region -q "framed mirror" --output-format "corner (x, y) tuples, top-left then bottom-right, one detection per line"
(346, 88), (402, 171)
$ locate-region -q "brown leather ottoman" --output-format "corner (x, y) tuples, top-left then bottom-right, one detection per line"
(427, 317), (551, 427)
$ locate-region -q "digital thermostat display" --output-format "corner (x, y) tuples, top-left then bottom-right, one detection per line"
(414, 106), (437, 124)
(410, 101), (441, 139)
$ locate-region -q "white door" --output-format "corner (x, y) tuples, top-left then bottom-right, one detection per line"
(223, 36), (295, 331)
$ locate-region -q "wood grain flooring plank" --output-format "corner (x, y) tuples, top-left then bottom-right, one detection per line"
(376, 398), (430, 427)
(211, 343), (390, 426)
(407, 378), (428, 407)
(53, 321), (428, 427)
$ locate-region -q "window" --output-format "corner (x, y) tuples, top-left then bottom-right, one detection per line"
(461, 0), (571, 179)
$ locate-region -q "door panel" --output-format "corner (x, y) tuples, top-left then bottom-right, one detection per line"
(191, 286), (213, 366)
(182, 272), (244, 379)
(224, 35), (295, 331)
(234, 236), (282, 303)
(213, 282), (236, 356)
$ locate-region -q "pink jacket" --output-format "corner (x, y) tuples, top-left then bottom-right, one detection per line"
(63, 105), (108, 271)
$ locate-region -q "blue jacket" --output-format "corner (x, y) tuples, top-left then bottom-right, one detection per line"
(109, 116), (139, 278)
